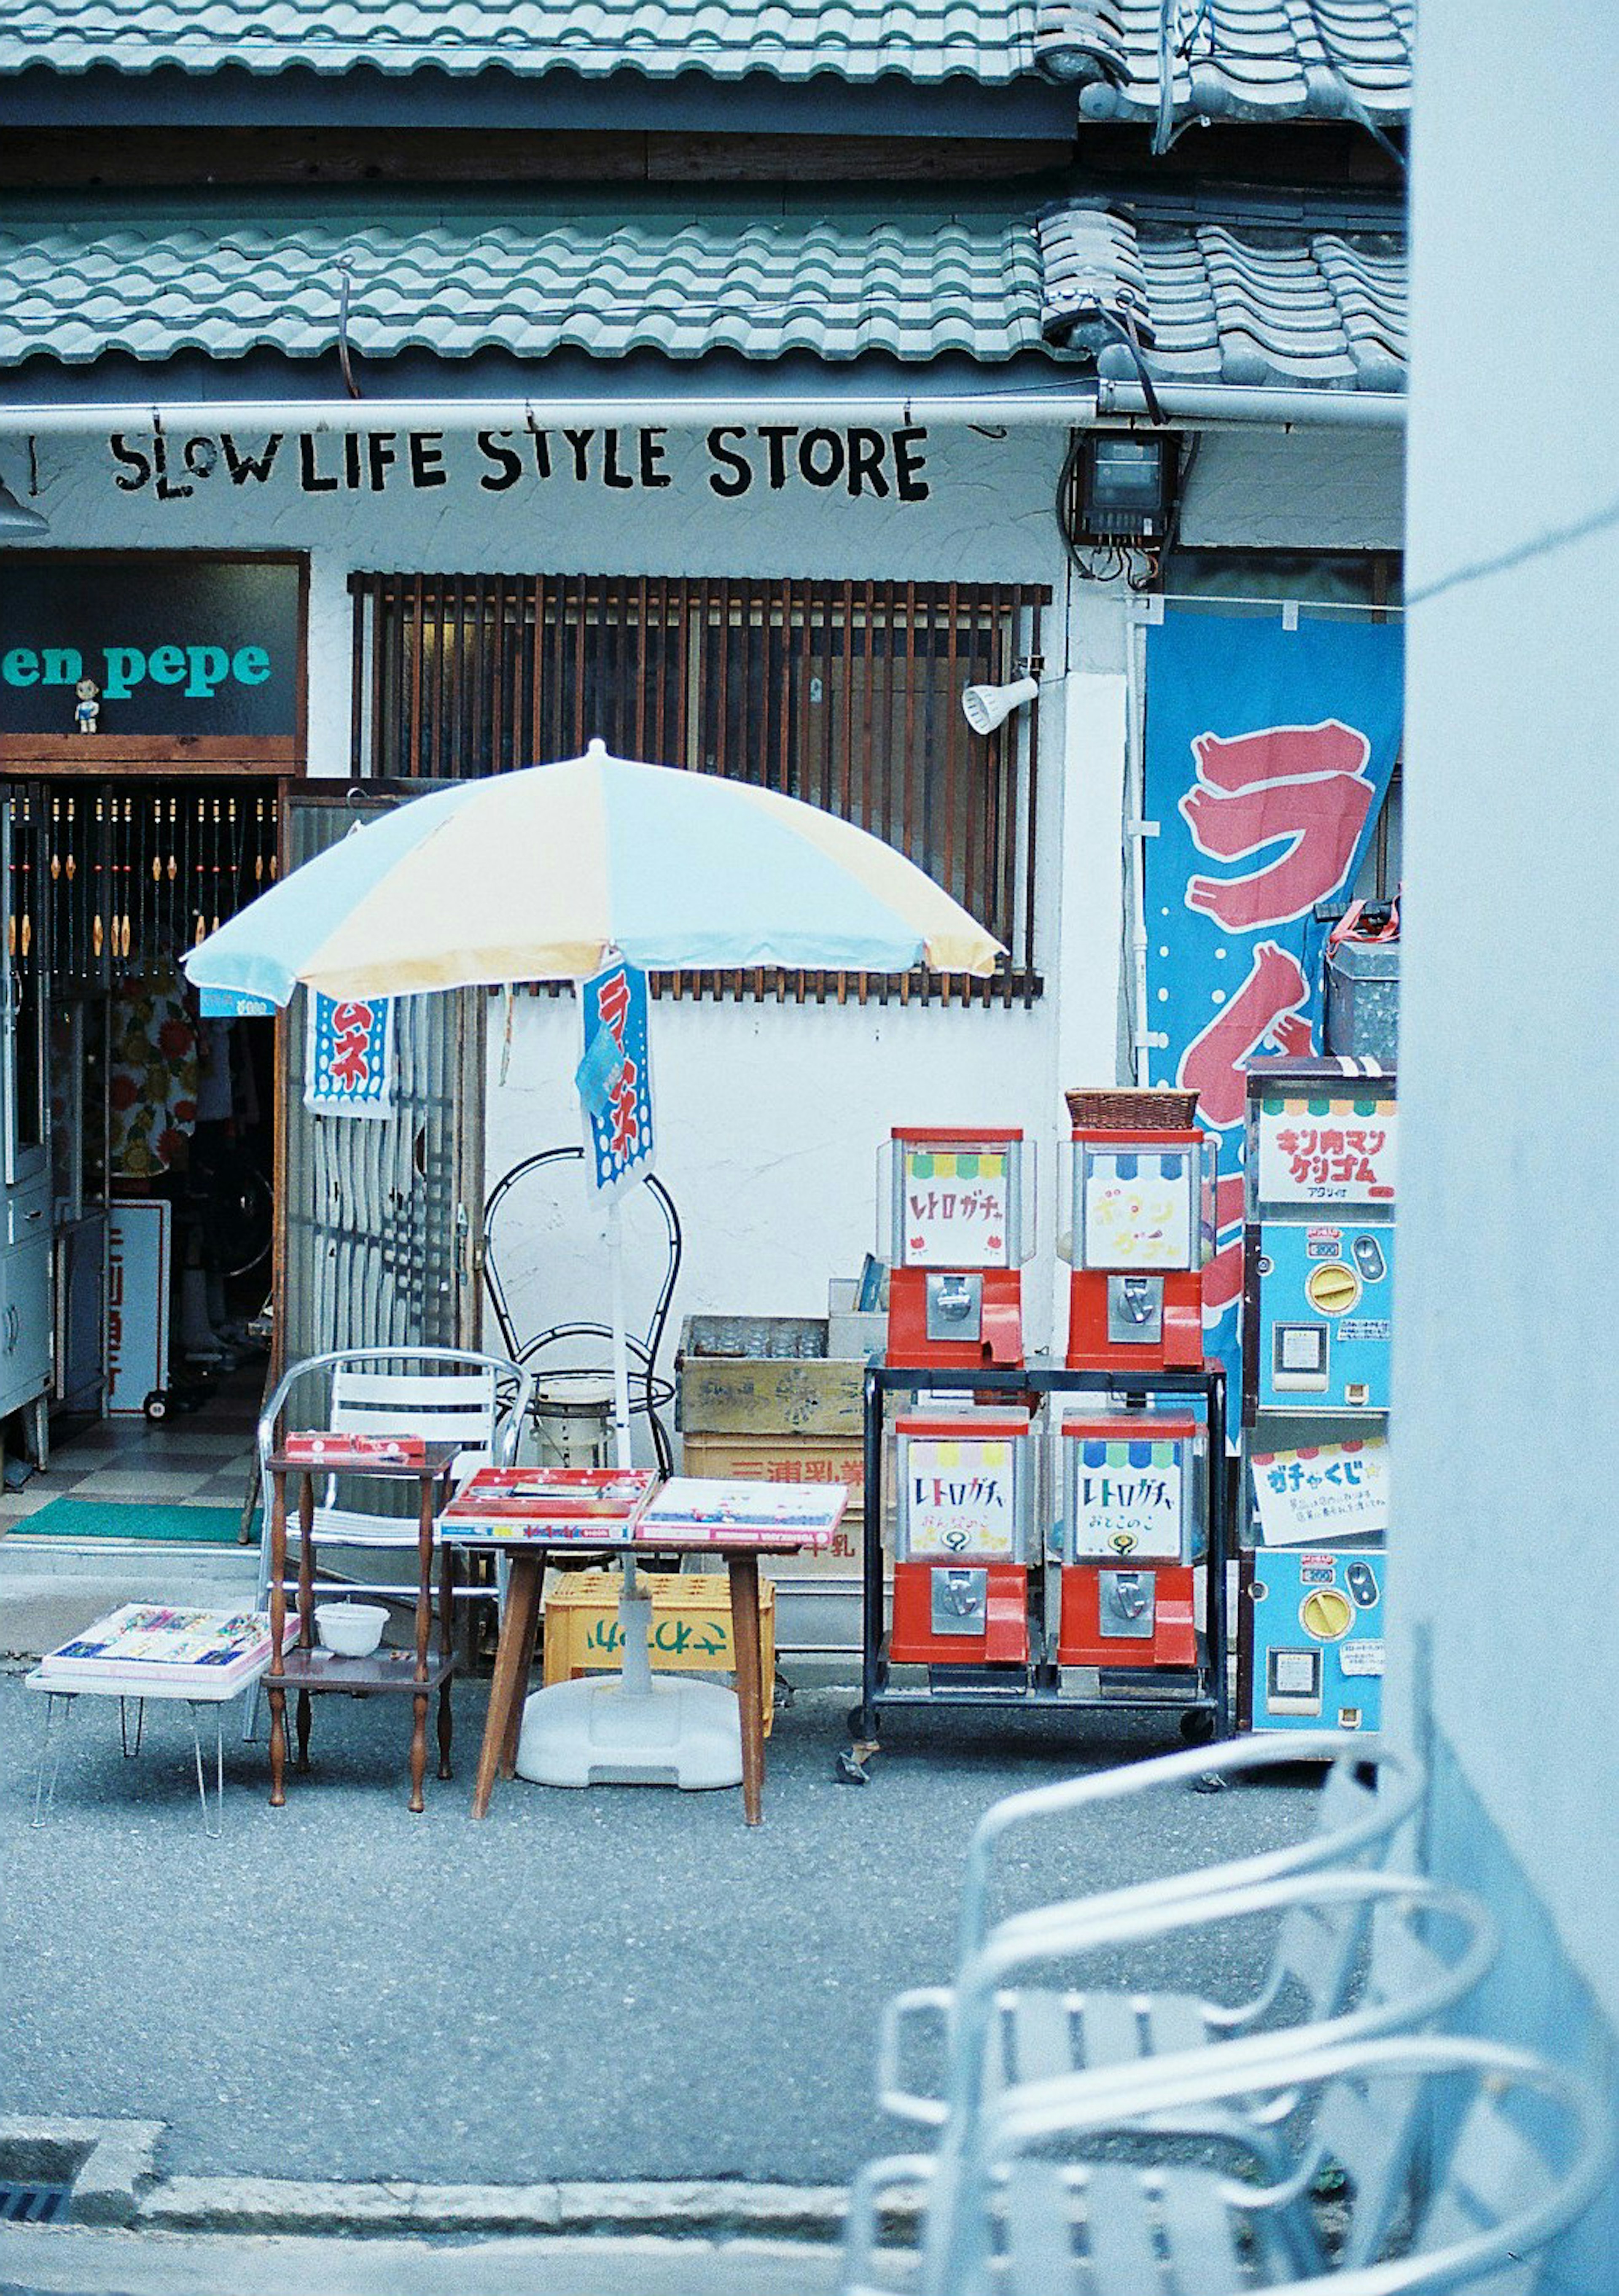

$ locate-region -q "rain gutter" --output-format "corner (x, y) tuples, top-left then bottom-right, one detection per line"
(0, 385), (1404, 435)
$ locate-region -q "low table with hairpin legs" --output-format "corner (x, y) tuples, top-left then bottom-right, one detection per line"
(264, 1443), (461, 1814)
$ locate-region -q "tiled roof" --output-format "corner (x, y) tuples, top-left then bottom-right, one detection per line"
(0, 0), (1041, 83)
(1037, 196), (1405, 390)
(0, 198), (1406, 394)
(1035, 1), (1412, 123)
(0, 207), (1050, 365)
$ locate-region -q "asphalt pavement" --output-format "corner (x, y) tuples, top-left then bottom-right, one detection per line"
(0, 1668), (1318, 2189)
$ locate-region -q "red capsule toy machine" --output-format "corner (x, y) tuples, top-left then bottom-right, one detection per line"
(888, 1410), (1034, 1668)
(885, 1128), (1031, 1370)
(1057, 1410), (1205, 1671)
(1063, 1090), (1215, 1373)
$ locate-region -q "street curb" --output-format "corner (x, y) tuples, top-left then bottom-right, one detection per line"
(0, 2116), (164, 2227)
(137, 2174), (854, 2240)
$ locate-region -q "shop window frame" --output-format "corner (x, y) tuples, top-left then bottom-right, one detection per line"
(348, 571), (1048, 1007)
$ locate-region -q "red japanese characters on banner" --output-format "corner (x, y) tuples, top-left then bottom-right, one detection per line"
(304, 990), (395, 1120)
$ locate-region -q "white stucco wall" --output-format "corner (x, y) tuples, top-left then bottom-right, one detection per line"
(1395, 1), (1619, 2029)
(12, 412), (1403, 1354)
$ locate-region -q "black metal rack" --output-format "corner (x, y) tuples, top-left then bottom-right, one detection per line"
(842, 1357), (1231, 1774)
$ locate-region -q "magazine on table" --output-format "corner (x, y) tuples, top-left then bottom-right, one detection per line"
(38, 1606), (296, 1691)
(635, 1477), (847, 1546)
(440, 1466), (657, 1542)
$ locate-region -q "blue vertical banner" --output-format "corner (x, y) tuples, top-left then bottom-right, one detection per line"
(1143, 613), (1403, 1402)
(576, 959), (656, 1197)
(304, 990), (395, 1119)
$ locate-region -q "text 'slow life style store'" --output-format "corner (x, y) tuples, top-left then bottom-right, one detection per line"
(0, 10), (1407, 1616)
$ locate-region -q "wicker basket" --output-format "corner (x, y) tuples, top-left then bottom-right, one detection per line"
(1064, 1087), (1199, 1131)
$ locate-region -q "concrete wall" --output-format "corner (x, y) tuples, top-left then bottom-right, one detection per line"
(1396, 2), (1619, 2279)
(13, 415), (1402, 1359)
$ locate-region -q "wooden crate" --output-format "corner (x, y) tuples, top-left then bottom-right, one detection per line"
(542, 1569), (775, 1734)
(677, 1318), (866, 1439)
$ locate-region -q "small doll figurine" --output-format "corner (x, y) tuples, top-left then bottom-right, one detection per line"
(73, 677), (100, 734)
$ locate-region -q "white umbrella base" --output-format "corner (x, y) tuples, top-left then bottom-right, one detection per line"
(513, 1674), (744, 1790)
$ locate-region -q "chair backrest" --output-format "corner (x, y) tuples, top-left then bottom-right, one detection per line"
(482, 1145), (682, 1367)
(259, 1346), (532, 1483)
(331, 1363), (499, 1459)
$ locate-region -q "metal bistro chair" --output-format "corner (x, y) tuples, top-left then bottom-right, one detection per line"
(482, 1145), (683, 1474)
(244, 1345), (533, 1741)
(846, 2033), (1614, 2296)
(879, 1733), (1426, 2131)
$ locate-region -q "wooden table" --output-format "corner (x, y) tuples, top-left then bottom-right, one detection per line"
(264, 1443), (461, 1814)
(447, 1532), (823, 1827)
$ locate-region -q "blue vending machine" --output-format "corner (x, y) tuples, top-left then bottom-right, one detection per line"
(1240, 1059), (1395, 1736)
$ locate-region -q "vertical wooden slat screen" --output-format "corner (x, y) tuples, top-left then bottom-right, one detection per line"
(348, 573), (1049, 1001)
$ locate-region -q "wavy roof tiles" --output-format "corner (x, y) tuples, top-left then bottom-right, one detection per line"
(1036, 1), (1412, 122)
(0, 0), (1041, 83)
(1037, 196), (1405, 390)
(0, 202), (1406, 392)
(0, 211), (1050, 365)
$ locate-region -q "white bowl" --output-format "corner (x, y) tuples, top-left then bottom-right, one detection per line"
(315, 1602), (390, 1658)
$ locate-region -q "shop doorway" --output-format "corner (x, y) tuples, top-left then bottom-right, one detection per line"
(2, 777), (280, 1539)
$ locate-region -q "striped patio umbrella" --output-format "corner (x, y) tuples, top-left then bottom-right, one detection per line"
(183, 740), (1002, 1007)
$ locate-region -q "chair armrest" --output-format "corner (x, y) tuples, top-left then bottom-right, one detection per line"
(841, 2154), (935, 2296)
(876, 1988), (955, 2128)
(956, 1733), (1420, 1961)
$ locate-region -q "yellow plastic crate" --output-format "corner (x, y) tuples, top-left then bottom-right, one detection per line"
(542, 1569), (776, 1735)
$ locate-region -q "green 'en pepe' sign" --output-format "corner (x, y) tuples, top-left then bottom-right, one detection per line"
(0, 552), (304, 760)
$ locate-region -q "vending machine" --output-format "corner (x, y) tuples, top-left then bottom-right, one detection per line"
(888, 1409), (1035, 1669)
(884, 1128), (1031, 1370)
(1056, 1410), (1204, 1671)
(1240, 1058), (1394, 1735)
(1064, 1094), (1215, 1373)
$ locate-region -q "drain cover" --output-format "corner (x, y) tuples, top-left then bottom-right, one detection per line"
(0, 2182), (70, 2223)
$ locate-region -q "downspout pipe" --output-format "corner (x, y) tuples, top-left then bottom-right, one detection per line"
(0, 383), (1404, 436)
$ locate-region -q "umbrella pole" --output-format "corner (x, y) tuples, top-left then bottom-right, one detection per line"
(608, 1196), (652, 1697)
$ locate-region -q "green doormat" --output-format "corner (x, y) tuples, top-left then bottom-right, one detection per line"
(11, 1499), (252, 1544)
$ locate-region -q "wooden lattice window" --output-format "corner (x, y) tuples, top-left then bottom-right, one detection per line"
(349, 573), (1047, 1003)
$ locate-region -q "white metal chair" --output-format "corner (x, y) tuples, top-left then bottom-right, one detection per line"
(881, 1733), (1425, 2128)
(243, 1346), (532, 1740)
(845, 2034), (1613, 2296)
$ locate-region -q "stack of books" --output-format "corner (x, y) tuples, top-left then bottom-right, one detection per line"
(38, 1606), (294, 1693)
(440, 1466), (657, 1542)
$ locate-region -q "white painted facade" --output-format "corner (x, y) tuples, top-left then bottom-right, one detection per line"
(1390, 8), (1618, 2278)
(13, 417), (1402, 1348)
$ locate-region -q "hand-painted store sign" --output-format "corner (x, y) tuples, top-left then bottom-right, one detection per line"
(0, 554), (301, 752)
(105, 424), (933, 503)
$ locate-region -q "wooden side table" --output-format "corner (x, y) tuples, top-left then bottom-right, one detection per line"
(264, 1443), (460, 1814)
(451, 1533), (821, 1827)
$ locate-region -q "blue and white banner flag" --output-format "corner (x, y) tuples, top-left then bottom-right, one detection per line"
(1143, 612), (1403, 1402)
(577, 959), (656, 1197)
(304, 990), (394, 1120)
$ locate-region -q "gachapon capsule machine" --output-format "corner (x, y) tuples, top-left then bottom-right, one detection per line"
(1063, 1093), (1215, 1373)
(884, 1128), (1032, 1370)
(1057, 1410), (1205, 1672)
(1243, 1062), (1396, 1420)
(888, 1409), (1035, 1670)
(1240, 1058), (1395, 1736)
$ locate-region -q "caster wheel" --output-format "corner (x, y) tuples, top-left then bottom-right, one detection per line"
(1179, 1708), (1217, 1746)
(143, 1390), (169, 1422)
(835, 1752), (870, 1785)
